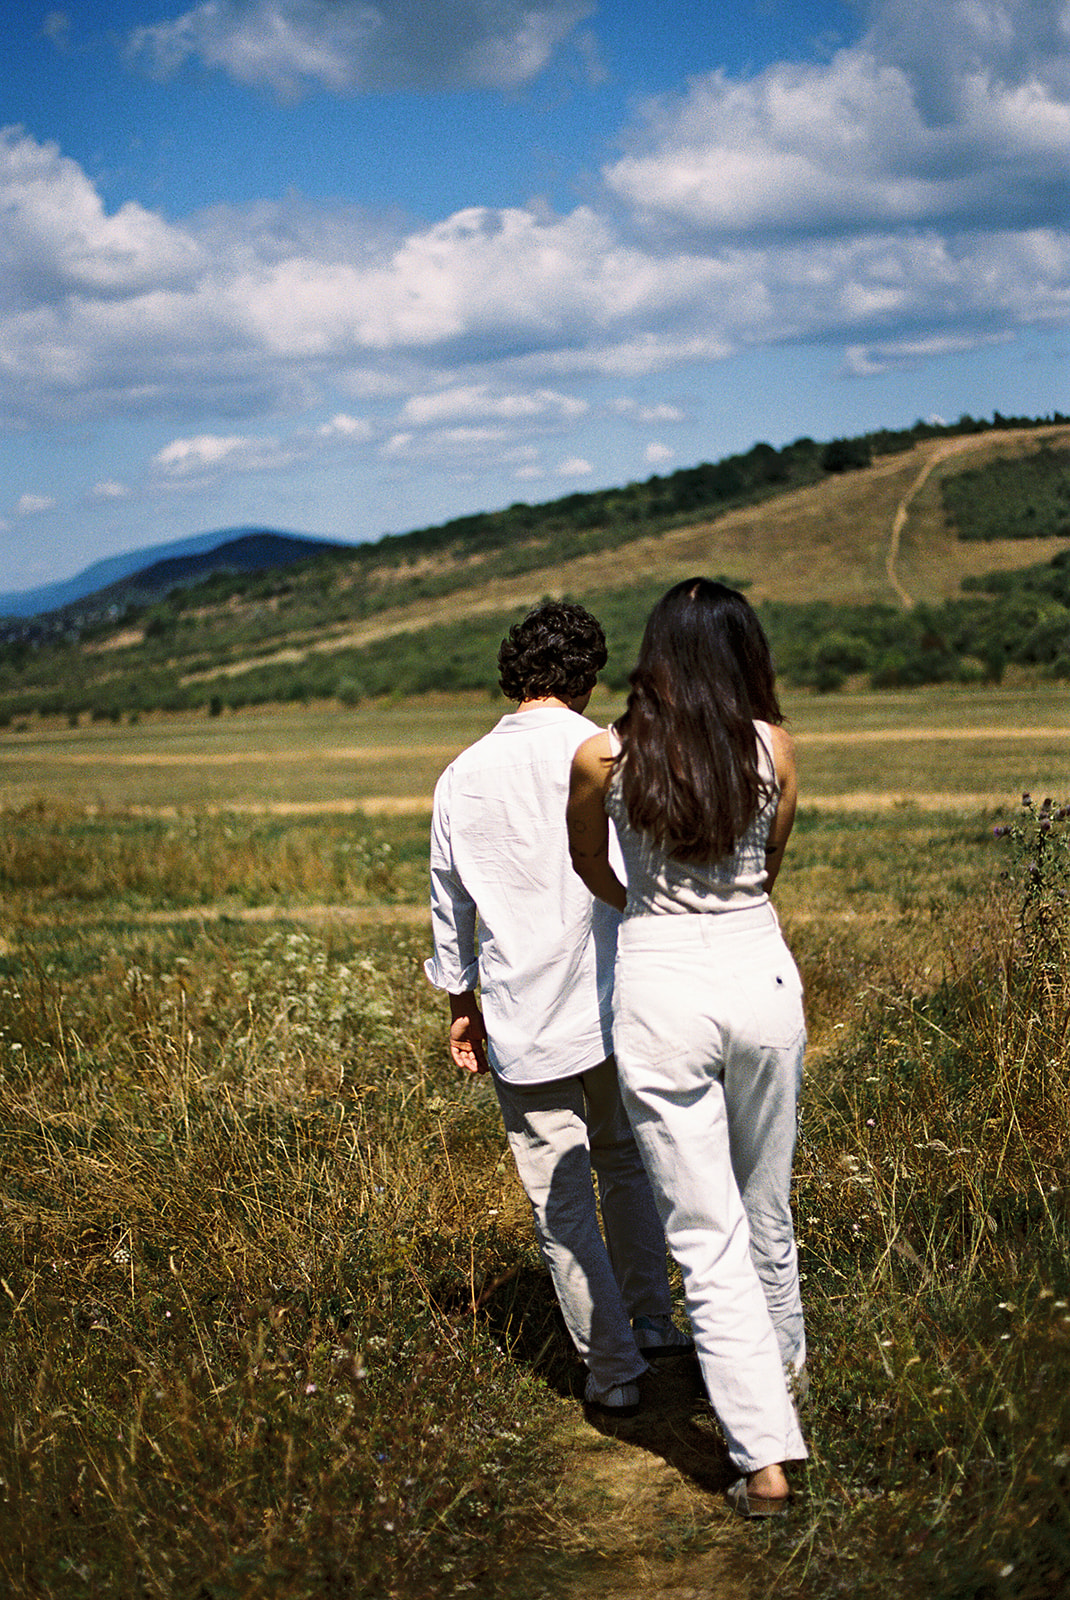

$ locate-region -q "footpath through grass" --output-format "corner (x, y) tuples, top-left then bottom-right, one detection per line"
(1, 712), (1068, 1595)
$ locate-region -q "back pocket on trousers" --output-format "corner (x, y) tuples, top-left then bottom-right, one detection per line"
(753, 967), (806, 1049)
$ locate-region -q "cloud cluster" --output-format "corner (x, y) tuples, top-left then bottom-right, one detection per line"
(3, 0), (1069, 506)
(607, 0), (1070, 242)
(127, 0), (594, 94)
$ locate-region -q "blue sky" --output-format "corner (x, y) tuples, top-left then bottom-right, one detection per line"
(2, 0), (1068, 594)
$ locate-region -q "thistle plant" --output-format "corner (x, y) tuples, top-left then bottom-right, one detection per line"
(995, 791), (1070, 968)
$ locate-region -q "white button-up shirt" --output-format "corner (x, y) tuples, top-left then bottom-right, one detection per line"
(424, 706), (620, 1084)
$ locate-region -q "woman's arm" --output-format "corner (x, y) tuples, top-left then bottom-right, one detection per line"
(567, 732), (627, 912)
(764, 723), (798, 892)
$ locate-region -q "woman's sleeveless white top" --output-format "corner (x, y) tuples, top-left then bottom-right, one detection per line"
(605, 721), (779, 918)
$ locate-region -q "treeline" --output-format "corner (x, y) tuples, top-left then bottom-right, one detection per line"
(3, 550), (1070, 725)
(3, 411), (1070, 724)
(941, 441), (1070, 541)
(6, 408), (1065, 663)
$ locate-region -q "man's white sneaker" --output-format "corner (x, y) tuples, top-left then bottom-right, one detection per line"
(583, 1373), (641, 1415)
(632, 1314), (695, 1358)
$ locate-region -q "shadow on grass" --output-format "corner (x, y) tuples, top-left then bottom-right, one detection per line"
(585, 1355), (738, 1498)
(477, 1265), (736, 1498)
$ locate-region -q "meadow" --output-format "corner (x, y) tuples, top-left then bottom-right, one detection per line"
(1, 683), (1068, 1598)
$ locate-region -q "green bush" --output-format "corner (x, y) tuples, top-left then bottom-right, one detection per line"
(942, 443), (1070, 541)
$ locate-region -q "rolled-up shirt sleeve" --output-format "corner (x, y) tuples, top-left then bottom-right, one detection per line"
(423, 765), (479, 994)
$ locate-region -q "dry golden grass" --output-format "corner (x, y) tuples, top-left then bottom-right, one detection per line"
(3, 676), (1068, 816)
(2, 742), (1069, 1596)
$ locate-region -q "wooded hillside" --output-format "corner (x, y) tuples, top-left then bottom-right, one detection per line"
(2, 417), (1068, 722)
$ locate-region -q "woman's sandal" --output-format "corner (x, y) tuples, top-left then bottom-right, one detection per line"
(725, 1477), (792, 1519)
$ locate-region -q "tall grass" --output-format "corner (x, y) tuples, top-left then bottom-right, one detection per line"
(0, 919), (563, 1598)
(0, 804), (421, 914)
(771, 793), (1070, 1598)
(2, 793), (1068, 1596)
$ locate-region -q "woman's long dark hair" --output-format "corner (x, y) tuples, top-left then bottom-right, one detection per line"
(614, 578), (783, 862)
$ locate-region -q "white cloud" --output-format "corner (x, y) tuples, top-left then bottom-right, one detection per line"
(401, 384), (588, 426)
(645, 442), (674, 465)
(317, 412), (373, 440)
(43, 11), (71, 50)
(152, 432), (293, 480)
(0, 126), (202, 312)
(557, 456), (592, 476)
(127, 0), (594, 95)
(3, 1), (1070, 483)
(605, 1), (1070, 241)
(612, 397), (687, 423)
(16, 493), (57, 515)
(841, 329), (1015, 377)
(382, 431), (414, 457)
(90, 479), (132, 501)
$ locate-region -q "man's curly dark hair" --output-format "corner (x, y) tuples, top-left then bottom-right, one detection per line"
(497, 601), (608, 703)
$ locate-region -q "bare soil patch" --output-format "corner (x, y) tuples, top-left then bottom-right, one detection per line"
(543, 1357), (773, 1600)
(0, 744), (460, 768)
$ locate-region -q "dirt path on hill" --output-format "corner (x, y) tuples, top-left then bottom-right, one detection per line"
(882, 430), (1020, 609)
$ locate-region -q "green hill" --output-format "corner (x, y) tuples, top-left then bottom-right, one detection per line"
(2, 416), (1069, 724)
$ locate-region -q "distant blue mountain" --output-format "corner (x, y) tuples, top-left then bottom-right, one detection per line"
(0, 527), (354, 618)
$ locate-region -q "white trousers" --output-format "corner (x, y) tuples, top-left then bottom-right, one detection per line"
(613, 903), (808, 1473)
(492, 1055), (674, 1390)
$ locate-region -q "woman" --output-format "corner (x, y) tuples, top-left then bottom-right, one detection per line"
(566, 578), (807, 1516)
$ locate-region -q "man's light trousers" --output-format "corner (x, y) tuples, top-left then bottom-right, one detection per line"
(492, 1054), (674, 1391)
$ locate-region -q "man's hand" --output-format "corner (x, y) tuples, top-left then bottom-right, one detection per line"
(448, 991), (489, 1074)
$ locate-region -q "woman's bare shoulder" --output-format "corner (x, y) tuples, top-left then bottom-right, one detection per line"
(766, 722), (796, 760)
(765, 722), (797, 791)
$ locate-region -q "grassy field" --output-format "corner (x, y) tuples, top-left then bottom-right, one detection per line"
(2, 687), (1069, 1597)
(3, 678), (1067, 814)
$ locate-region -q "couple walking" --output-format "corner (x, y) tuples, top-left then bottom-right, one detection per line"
(424, 581), (807, 1517)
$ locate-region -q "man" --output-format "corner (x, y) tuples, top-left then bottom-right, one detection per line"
(424, 600), (689, 1414)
